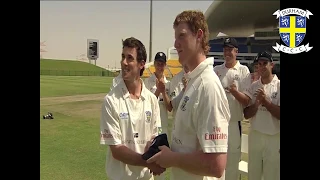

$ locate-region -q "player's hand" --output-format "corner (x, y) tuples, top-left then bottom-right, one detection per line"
(254, 88), (266, 104)
(148, 163), (166, 176)
(146, 146), (176, 168)
(157, 79), (166, 93)
(144, 135), (156, 153)
(227, 81), (238, 93)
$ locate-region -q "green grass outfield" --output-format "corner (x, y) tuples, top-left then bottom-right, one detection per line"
(40, 59), (114, 77)
(40, 59), (109, 72)
(40, 75), (249, 180)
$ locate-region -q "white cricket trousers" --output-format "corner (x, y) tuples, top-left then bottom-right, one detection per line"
(248, 129), (280, 180)
(218, 121), (242, 180)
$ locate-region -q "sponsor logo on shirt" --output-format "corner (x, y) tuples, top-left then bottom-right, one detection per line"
(204, 126), (228, 140)
(119, 112), (129, 120)
(172, 135), (183, 145)
(271, 92), (278, 99)
(100, 129), (114, 140)
(125, 139), (148, 145)
(133, 133), (139, 138)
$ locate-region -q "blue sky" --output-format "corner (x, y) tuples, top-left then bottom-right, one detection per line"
(40, 1), (212, 69)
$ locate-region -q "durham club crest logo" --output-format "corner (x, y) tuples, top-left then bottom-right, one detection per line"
(272, 8), (313, 54)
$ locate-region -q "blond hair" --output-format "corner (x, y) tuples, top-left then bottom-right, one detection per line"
(173, 10), (210, 54)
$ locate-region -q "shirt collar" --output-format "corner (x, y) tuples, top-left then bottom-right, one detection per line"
(222, 60), (240, 70)
(257, 74), (279, 86)
(118, 79), (148, 100)
(185, 57), (214, 80)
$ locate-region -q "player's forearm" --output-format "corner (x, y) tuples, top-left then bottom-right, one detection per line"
(154, 89), (161, 98)
(230, 90), (250, 107)
(244, 102), (259, 119)
(110, 145), (148, 167)
(162, 92), (173, 112)
(173, 151), (226, 178)
(263, 100), (280, 120)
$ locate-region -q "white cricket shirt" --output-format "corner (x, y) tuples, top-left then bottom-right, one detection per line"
(100, 79), (161, 180)
(244, 75), (280, 135)
(171, 57), (231, 180)
(213, 61), (250, 122)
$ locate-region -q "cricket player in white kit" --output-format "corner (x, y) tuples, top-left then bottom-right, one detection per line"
(162, 65), (189, 117)
(213, 37), (251, 180)
(100, 37), (165, 180)
(244, 51), (280, 180)
(144, 52), (170, 135)
(146, 10), (230, 180)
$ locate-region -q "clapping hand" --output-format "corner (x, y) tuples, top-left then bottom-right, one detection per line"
(226, 80), (237, 93)
(254, 88), (266, 105)
(156, 78), (166, 93)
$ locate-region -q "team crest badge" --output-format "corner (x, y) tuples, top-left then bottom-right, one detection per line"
(145, 111), (151, 123)
(273, 8), (313, 54)
(170, 91), (176, 98)
(271, 92), (278, 99)
(234, 74), (240, 81)
(180, 96), (190, 111)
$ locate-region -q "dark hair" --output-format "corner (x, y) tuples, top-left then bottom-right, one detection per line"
(173, 10), (210, 54)
(122, 37), (147, 76)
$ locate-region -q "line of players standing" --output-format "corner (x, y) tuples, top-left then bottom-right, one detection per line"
(111, 37), (280, 180)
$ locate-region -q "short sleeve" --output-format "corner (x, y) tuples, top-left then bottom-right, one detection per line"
(100, 96), (122, 145)
(194, 80), (230, 153)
